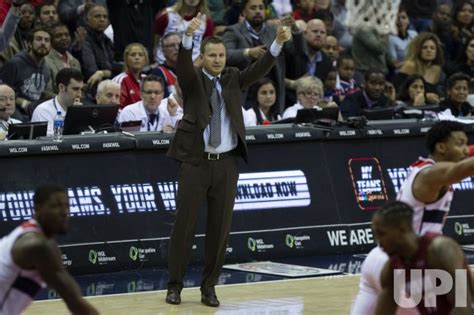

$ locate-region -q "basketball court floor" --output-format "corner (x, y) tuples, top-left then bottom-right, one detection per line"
(24, 249), (474, 314)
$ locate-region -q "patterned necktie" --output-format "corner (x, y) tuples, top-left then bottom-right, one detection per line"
(148, 113), (157, 131)
(209, 78), (222, 148)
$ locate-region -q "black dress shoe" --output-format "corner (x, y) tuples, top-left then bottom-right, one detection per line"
(165, 290), (181, 305)
(201, 293), (220, 307)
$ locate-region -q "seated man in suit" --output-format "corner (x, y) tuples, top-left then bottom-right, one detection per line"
(44, 22), (82, 95)
(340, 69), (391, 119)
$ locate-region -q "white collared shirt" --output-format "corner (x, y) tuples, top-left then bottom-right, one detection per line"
(117, 100), (160, 132)
(31, 97), (64, 136)
(282, 103), (304, 119)
(182, 33), (283, 153)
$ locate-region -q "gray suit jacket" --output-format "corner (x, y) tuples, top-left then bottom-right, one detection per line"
(44, 49), (82, 94)
(167, 44), (277, 166)
(222, 22), (304, 114)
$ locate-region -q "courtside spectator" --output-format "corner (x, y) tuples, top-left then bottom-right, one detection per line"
(44, 23), (82, 95)
(113, 43), (149, 108)
(0, 26), (52, 120)
(340, 69), (390, 118)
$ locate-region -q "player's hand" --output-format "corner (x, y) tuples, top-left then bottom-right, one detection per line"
(185, 12), (203, 36)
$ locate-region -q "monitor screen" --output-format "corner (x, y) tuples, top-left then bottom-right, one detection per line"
(7, 122), (47, 140)
(63, 104), (119, 135)
(295, 107), (339, 123)
(119, 120), (142, 132)
(360, 107), (394, 121)
(272, 117), (296, 125)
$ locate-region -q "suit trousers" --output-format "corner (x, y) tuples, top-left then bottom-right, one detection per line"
(167, 155), (239, 294)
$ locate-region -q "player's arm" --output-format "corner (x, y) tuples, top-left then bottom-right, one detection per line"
(428, 236), (472, 314)
(12, 234), (99, 315)
(413, 158), (474, 202)
(375, 261), (397, 315)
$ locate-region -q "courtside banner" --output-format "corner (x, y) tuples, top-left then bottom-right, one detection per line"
(0, 124), (473, 274)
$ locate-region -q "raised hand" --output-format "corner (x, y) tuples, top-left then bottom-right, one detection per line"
(167, 96), (179, 116)
(413, 92), (426, 106)
(185, 12), (204, 36)
(281, 15), (298, 33)
(275, 25), (292, 45)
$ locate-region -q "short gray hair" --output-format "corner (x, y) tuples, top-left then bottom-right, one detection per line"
(97, 80), (120, 96)
(296, 76), (323, 97)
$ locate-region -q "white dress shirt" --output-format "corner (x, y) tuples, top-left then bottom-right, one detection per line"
(31, 97), (64, 136)
(182, 33), (283, 153)
(117, 100), (160, 132)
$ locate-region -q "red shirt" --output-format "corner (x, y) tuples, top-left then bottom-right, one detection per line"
(119, 71), (142, 109)
(292, 8), (318, 22)
(154, 9), (214, 37)
(0, 0), (43, 26)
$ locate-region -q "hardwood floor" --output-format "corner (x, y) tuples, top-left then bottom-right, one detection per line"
(25, 275), (361, 315)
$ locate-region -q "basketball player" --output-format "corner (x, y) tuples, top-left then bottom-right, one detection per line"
(352, 120), (474, 314)
(373, 201), (472, 314)
(0, 184), (99, 315)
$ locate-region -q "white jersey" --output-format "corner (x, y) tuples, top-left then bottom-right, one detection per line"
(352, 158), (453, 315)
(0, 220), (46, 315)
(155, 8), (207, 64)
(397, 157), (453, 235)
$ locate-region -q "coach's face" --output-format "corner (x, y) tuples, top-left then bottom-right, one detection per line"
(201, 43), (226, 77)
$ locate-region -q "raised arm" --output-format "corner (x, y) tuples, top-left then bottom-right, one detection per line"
(12, 234), (99, 315)
(428, 236), (473, 314)
(176, 13), (202, 90)
(0, 6), (20, 52)
(413, 157), (474, 202)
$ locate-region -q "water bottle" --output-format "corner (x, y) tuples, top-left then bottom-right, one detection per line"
(53, 111), (64, 142)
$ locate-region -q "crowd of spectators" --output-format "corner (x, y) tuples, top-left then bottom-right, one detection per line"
(0, 0), (473, 138)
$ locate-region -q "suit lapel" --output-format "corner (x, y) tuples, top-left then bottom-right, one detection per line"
(260, 28), (273, 46)
(239, 23), (253, 47)
(52, 54), (62, 74)
(200, 70), (214, 111)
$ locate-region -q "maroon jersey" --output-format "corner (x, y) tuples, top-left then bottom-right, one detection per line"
(390, 232), (453, 315)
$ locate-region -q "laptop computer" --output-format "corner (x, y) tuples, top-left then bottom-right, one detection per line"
(7, 122), (47, 140)
(295, 107), (339, 123)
